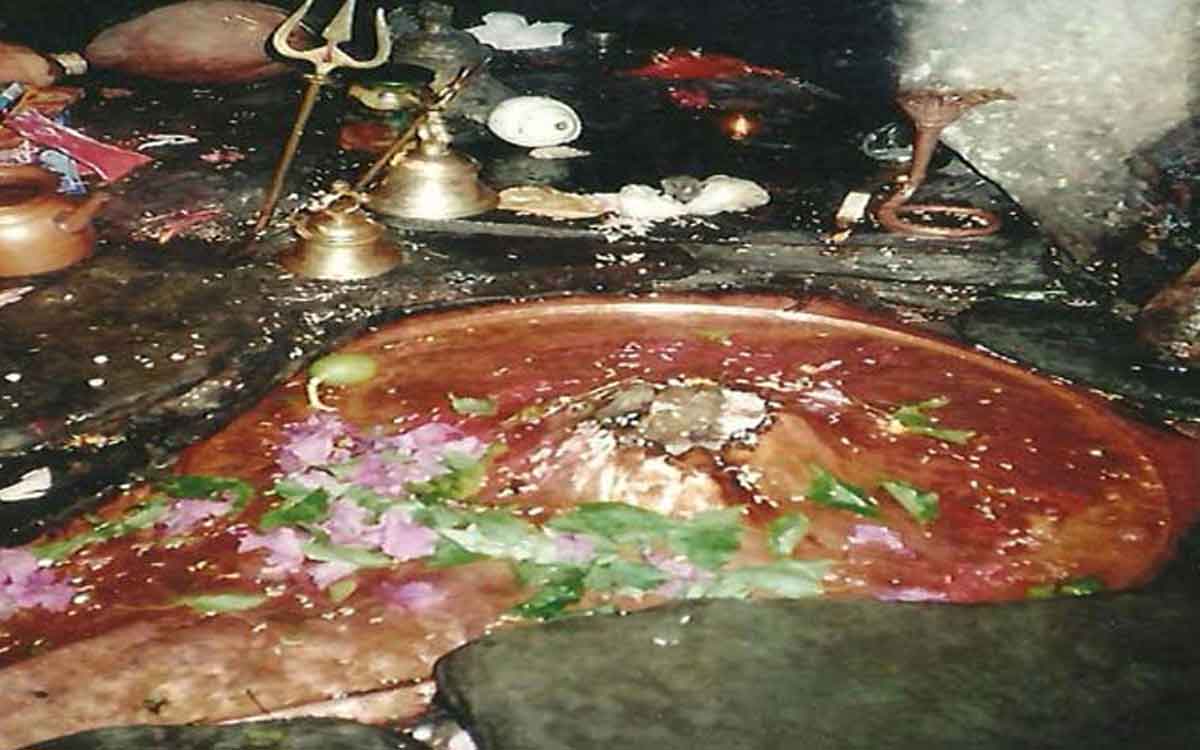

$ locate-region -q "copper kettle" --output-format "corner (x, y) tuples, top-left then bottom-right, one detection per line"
(0, 165), (106, 277)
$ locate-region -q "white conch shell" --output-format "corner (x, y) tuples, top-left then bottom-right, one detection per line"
(487, 96), (583, 148)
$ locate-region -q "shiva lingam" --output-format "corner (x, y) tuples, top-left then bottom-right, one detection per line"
(355, 64), (498, 221)
(278, 181), (403, 280)
(876, 87), (1012, 239)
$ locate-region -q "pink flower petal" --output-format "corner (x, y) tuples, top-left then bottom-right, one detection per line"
(551, 532), (596, 564)
(238, 528), (309, 578)
(379, 508), (438, 561)
(278, 414), (356, 473)
(321, 499), (382, 547)
(378, 580), (445, 612)
(848, 524), (911, 555)
(309, 560), (359, 589)
(645, 551), (713, 598)
(0, 549), (75, 618)
(159, 499), (231, 535)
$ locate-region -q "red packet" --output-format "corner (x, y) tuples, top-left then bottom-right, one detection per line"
(625, 48), (787, 80)
(4, 109), (152, 182)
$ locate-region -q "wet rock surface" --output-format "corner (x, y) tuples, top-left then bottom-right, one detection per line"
(437, 555), (1200, 750)
(16, 718), (428, 750)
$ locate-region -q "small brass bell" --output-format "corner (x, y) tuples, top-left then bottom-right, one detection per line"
(278, 182), (404, 280)
(366, 110), (498, 220)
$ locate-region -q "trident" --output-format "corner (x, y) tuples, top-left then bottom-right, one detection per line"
(251, 0), (391, 236)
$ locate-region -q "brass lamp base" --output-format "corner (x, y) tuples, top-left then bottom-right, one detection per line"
(365, 108), (497, 221)
(278, 182), (404, 280)
(367, 143), (497, 220)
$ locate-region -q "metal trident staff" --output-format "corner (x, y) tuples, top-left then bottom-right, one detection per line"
(251, 0), (391, 236)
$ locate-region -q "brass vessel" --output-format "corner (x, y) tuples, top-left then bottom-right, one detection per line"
(278, 182), (403, 280)
(0, 165), (106, 277)
(391, 1), (486, 90)
(366, 110), (497, 220)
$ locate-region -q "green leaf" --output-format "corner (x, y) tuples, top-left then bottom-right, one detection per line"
(425, 537), (487, 568)
(328, 578), (358, 602)
(440, 510), (560, 563)
(696, 329), (733, 345)
(767, 512), (810, 558)
(449, 393), (497, 417)
(409, 450), (491, 503)
(158, 475), (254, 509)
(338, 484), (396, 515)
(881, 480), (940, 524)
(32, 499), (170, 562)
(1027, 576), (1106, 600)
(114, 500), (171, 533)
(410, 502), (472, 530)
(309, 353), (378, 386)
(667, 508), (743, 570)
(174, 592), (268, 613)
(301, 539), (392, 568)
(702, 560), (831, 599)
(272, 478), (321, 503)
(259, 488), (330, 530)
(511, 563), (587, 620)
(32, 533), (100, 562)
(806, 467), (878, 517)
(584, 560), (668, 593)
(1059, 576), (1105, 596)
(548, 502), (673, 544)
(889, 397), (976, 445)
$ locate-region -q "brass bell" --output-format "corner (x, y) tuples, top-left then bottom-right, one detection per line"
(366, 110), (498, 220)
(278, 182), (404, 280)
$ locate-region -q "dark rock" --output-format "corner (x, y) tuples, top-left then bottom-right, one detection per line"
(17, 718), (427, 750)
(436, 588), (1200, 750)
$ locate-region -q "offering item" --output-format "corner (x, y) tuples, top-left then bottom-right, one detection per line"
(278, 181), (404, 280)
(0, 165), (107, 277)
(83, 1), (316, 83)
(1, 295), (1195, 747)
(358, 64), (498, 220)
(876, 88), (1012, 238)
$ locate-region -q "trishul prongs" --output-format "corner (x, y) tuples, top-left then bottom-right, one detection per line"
(252, 0), (392, 235)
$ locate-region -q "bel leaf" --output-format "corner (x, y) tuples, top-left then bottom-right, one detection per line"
(425, 537), (487, 568)
(174, 592), (268, 613)
(439, 510), (560, 563)
(32, 499), (169, 562)
(667, 508), (743, 570)
(449, 393), (497, 417)
(301, 539), (392, 568)
(585, 559), (668, 593)
(409, 450), (491, 503)
(548, 502), (673, 544)
(510, 563), (587, 620)
(889, 397), (976, 445)
(806, 467), (878, 517)
(767, 512), (811, 557)
(881, 480), (940, 524)
(158, 475), (254, 509)
(702, 559), (831, 599)
(259, 488), (329, 530)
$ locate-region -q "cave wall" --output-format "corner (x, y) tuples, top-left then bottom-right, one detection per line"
(895, 0), (1200, 263)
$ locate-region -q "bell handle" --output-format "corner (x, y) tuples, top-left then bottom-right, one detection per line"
(55, 192), (108, 234)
